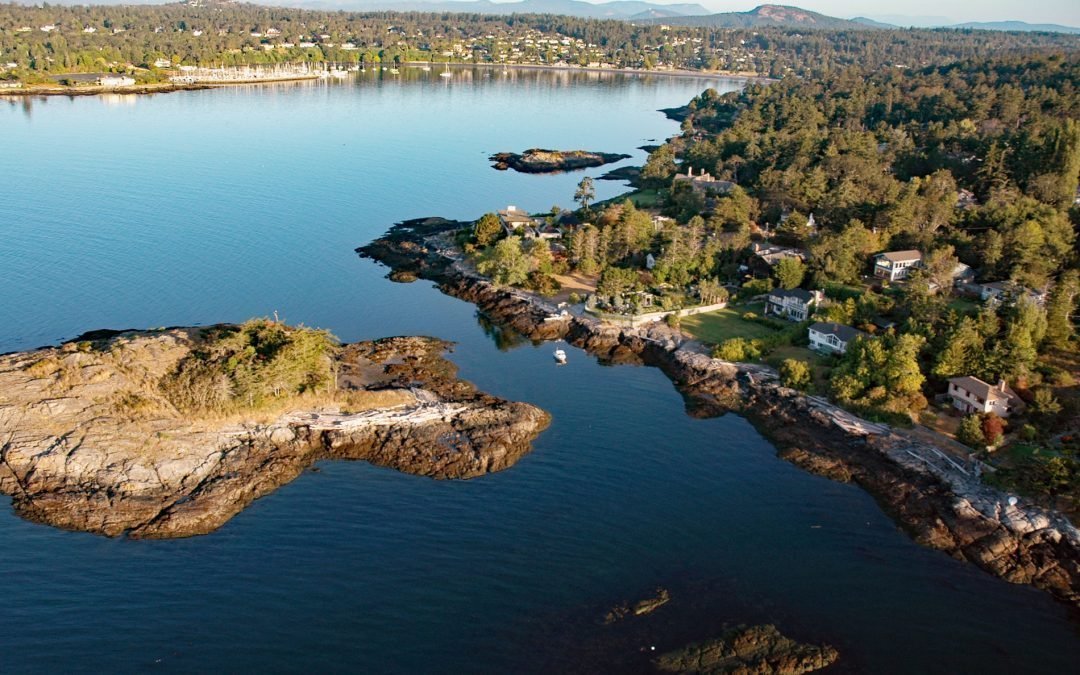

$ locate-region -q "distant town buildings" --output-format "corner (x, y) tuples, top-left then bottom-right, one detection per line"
(98, 74), (135, 87)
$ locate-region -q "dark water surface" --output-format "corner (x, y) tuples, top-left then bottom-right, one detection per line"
(1, 69), (1077, 672)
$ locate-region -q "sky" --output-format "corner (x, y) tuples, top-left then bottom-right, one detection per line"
(653, 0), (1080, 26)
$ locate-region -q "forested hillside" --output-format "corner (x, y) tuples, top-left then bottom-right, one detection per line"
(1, 2), (1077, 81)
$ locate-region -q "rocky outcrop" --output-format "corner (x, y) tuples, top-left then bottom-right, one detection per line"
(489, 148), (630, 173)
(603, 587), (671, 624)
(597, 165), (643, 186)
(655, 624), (839, 674)
(0, 331), (549, 538)
(357, 218), (1080, 613)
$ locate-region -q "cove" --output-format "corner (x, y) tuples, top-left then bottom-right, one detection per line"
(1, 69), (1077, 672)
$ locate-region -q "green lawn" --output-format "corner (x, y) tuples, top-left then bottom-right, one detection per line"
(681, 307), (780, 344)
(947, 297), (981, 315)
(594, 188), (661, 210)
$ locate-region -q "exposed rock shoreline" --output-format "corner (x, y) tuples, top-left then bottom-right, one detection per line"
(357, 217), (1080, 614)
(489, 148), (631, 173)
(0, 330), (549, 538)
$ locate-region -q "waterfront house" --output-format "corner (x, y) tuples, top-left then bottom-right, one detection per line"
(873, 250), (922, 281)
(947, 376), (1025, 418)
(673, 167), (734, 196)
(527, 223), (563, 241)
(765, 288), (821, 322)
(808, 322), (865, 355)
(497, 205), (539, 235)
(98, 74), (136, 87)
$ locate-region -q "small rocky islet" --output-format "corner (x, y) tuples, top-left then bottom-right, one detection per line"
(654, 624), (839, 675)
(0, 323), (549, 538)
(489, 148), (631, 173)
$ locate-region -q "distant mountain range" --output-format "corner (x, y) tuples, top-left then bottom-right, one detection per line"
(23, 1), (1078, 35)
(286, 0), (712, 20)
(636, 6), (1080, 33)
(280, 3), (1080, 34)
(635, 4), (873, 30)
(948, 21), (1080, 35)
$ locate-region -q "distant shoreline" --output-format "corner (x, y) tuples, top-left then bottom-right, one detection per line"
(0, 63), (766, 99)
(414, 61), (772, 83)
(0, 74), (322, 98)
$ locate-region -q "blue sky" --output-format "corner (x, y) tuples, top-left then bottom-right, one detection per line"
(680, 1), (1080, 25)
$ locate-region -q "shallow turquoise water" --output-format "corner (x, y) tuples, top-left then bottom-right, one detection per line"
(1, 69), (1078, 672)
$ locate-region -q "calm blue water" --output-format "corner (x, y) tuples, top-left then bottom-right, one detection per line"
(1, 69), (1078, 672)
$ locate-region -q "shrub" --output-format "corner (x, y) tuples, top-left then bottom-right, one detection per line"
(737, 278), (773, 301)
(982, 413), (1006, 447)
(958, 414), (986, 449)
(713, 337), (763, 362)
(525, 271), (561, 297)
(161, 319), (338, 415)
(779, 359), (812, 391)
(568, 292), (582, 305)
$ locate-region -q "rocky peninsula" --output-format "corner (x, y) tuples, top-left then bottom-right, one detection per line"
(489, 148), (631, 173)
(358, 218), (1080, 613)
(0, 324), (549, 538)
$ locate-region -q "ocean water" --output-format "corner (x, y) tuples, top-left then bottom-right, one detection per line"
(1, 69), (1077, 672)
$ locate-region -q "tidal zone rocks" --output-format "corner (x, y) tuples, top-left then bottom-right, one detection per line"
(654, 624), (839, 675)
(0, 330), (548, 538)
(358, 218), (1080, 614)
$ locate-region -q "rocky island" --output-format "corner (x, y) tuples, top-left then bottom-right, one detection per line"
(489, 148), (631, 173)
(358, 218), (1080, 614)
(0, 320), (549, 538)
(655, 624), (839, 675)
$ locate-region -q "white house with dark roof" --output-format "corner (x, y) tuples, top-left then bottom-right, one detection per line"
(947, 376), (1026, 418)
(808, 322), (865, 355)
(765, 288), (822, 322)
(874, 250), (922, 281)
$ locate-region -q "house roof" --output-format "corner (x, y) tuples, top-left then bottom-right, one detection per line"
(951, 262), (973, 278)
(948, 376), (1024, 407)
(770, 288), (814, 303)
(809, 322), (864, 343)
(877, 250), (922, 263)
(753, 244), (807, 266)
(498, 209), (535, 225)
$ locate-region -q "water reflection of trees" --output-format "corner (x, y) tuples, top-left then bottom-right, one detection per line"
(475, 311), (536, 352)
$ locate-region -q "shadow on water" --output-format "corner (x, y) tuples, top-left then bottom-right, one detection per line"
(475, 311), (535, 352)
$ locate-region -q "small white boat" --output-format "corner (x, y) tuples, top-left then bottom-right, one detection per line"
(440, 65), (452, 78)
(420, 65), (431, 72)
(554, 349), (567, 364)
